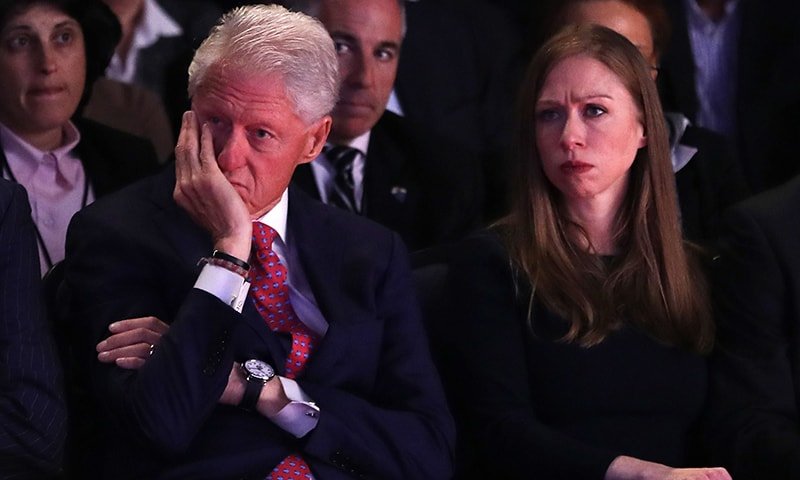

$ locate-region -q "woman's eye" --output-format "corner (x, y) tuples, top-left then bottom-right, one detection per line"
(585, 105), (607, 118)
(7, 35), (30, 50)
(55, 31), (72, 44)
(535, 109), (560, 122)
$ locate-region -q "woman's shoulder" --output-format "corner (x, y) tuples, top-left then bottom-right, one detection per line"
(450, 227), (511, 268)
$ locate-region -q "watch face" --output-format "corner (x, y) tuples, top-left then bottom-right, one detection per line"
(244, 359), (275, 382)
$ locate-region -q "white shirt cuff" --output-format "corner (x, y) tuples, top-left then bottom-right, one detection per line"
(269, 376), (320, 438)
(194, 264), (250, 313)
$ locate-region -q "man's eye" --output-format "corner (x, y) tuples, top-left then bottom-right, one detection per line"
(209, 116), (222, 125)
(375, 49), (395, 61)
(334, 41), (351, 55)
(253, 129), (271, 140)
(585, 105), (607, 118)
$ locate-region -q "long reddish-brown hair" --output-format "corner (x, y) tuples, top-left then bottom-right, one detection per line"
(504, 25), (713, 353)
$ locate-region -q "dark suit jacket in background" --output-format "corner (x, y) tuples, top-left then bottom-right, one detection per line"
(709, 175), (800, 479)
(292, 112), (484, 252)
(397, 0), (523, 218)
(58, 169), (455, 479)
(659, 0), (800, 192)
(133, 0), (222, 133)
(83, 78), (175, 163)
(673, 124), (750, 244)
(0, 180), (66, 479)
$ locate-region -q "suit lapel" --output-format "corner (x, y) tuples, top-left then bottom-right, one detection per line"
(291, 163), (322, 201)
(363, 115), (416, 229)
(287, 188), (359, 378)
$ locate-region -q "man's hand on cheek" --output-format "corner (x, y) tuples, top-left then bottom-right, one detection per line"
(173, 111), (252, 260)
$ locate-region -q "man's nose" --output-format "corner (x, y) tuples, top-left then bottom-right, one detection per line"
(348, 54), (374, 88)
(216, 130), (247, 171)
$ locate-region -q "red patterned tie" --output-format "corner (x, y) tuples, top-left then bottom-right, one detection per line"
(250, 222), (317, 480)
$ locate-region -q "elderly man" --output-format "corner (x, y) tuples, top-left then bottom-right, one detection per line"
(59, 5), (454, 479)
(290, 0), (483, 251)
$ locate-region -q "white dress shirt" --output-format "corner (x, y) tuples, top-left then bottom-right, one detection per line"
(194, 189), (323, 438)
(310, 131), (370, 211)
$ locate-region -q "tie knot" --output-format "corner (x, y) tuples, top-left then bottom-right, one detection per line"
(325, 145), (360, 169)
(252, 222), (279, 253)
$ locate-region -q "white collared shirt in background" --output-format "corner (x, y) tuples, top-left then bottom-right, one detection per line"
(105, 0), (183, 84)
(0, 122), (94, 275)
(684, 0), (741, 138)
(310, 130), (369, 211)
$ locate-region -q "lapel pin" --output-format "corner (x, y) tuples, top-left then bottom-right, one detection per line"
(390, 186), (407, 203)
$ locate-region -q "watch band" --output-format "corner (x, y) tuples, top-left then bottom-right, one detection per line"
(239, 377), (263, 412)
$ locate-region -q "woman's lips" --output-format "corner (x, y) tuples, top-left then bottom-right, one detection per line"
(560, 160), (593, 174)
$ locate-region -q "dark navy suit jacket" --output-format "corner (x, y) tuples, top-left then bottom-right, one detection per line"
(59, 169), (455, 479)
(0, 180), (66, 479)
(709, 176), (800, 479)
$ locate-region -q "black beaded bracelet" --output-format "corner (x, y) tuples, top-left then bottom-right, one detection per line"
(212, 250), (250, 272)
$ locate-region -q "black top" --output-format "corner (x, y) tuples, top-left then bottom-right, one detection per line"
(438, 231), (707, 479)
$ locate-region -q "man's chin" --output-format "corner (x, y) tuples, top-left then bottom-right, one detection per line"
(330, 117), (375, 144)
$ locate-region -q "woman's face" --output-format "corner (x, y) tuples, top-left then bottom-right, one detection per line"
(0, 3), (86, 142)
(535, 54), (646, 208)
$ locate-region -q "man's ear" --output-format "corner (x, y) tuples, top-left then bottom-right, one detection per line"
(300, 116), (332, 164)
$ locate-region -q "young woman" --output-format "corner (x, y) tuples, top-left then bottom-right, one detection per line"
(441, 25), (730, 480)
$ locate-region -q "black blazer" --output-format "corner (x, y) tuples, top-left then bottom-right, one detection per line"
(659, 0), (800, 192)
(439, 231), (708, 479)
(0, 180), (66, 479)
(708, 175), (800, 479)
(59, 169), (455, 479)
(293, 112), (483, 251)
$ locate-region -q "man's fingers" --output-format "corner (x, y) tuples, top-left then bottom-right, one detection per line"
(97, 328), (162, 352)
(198, 121), (216, 171)
(108, 316), (168, 334)
(115, 357), (147, 370)
(175, 111), (196, 179)
(97, 343), (151, 363)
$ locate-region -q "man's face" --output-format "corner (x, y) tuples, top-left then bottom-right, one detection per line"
(192, 67), (330, 217)
(0, 4), (86, 144)
(318, 0), (403, 144)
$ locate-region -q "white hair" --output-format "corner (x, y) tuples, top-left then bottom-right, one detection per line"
(187, 4), (339, 123)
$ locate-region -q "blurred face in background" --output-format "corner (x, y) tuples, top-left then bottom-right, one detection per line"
(318, 0), (403, 144)
(564, 0), (659, 78)
(0, 2), (86, 150)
